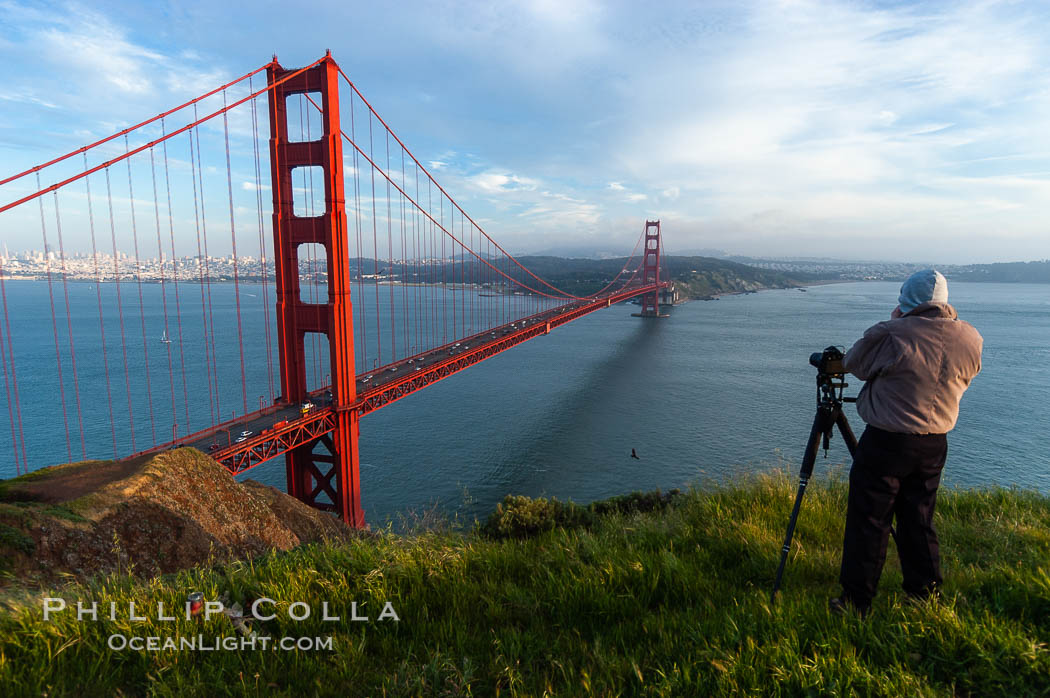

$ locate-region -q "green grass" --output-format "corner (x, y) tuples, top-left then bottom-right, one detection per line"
(0, 473), (1047, 697)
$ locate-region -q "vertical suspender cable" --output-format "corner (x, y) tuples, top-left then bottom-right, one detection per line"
(413, 162), (421, 354)
(400, 148), (408, 357)
(125, 135), (158, 445)
(249, 81), (276, 402)
(160, 127), (192, 435)
(451, 206), (457, 341)
(188, 130), (217, 426)
(441, 196), (446, 346)
(371, 110), (384, 365)
(149, 147), (178, 437)
(222, 90), (250, 414)
(0, 260), (23, 475)
(490, 238), (494, 329)
(0, 263), (28, 471)
(424, 178), (432, 348)
(0, 325), (17, 475)
(52, 191), (86, 458)
(105, 168), (137, 452)
(36, 174), (72, 462)
(385, 131), (395, 360)
(84, 162), (116, 458)
(350, 89), (367, 375)
(470, 221), (475, 335)
(466, 216), (470, 335)
(461, 214), (467, 335)
(193, 110), (222, 420)
(368, 111), (381, 367)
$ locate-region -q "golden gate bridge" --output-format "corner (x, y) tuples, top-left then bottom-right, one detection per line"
(0, 53), (666, 526)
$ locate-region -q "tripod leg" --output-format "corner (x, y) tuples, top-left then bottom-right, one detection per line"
(801, 406), (835, 479)
(773, 407), (837, 602)
(772, 478), (809, 603)
(835, 409), (859, 458)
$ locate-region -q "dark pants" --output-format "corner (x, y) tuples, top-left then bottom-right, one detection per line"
(840, 425), (948, 609)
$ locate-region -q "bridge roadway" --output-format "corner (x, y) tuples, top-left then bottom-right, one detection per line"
(139, 282), (662, 475)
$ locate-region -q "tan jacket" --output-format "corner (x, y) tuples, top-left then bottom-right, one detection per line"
(843, 302), (983, 435)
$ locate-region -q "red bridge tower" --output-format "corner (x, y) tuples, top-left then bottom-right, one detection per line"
(638, 220), (664, 318)
(267, 54), (363, 526)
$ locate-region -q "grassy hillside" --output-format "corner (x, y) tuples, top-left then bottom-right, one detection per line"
(0, 474), (1047, 696)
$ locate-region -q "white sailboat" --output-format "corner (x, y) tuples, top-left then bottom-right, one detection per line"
(160, 329), (173, 344)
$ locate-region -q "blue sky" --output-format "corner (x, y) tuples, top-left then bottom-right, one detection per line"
(1, 0), (1048, 262)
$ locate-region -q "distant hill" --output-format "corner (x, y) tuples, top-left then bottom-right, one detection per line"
(946, 260), (1050, 283)
(515, 255), (817, 299)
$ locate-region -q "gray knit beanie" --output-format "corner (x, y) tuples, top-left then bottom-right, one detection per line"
(898, 269), (948, 314)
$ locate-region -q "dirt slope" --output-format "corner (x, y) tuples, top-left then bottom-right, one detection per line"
(0, 448), (353, 585)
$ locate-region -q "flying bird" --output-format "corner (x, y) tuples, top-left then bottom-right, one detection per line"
(631, 449), (640, 460)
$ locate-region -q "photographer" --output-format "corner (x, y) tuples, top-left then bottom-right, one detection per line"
(833, 270), (982, 616)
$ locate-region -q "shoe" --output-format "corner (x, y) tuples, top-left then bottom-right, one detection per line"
(829, 596), (870, 618)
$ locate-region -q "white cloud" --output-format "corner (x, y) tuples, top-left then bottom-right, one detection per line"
(0, 92), (59, 109)
(35, 9), (165, 94)
(877, 110), (898, 126)
(470, 171), (539, 194)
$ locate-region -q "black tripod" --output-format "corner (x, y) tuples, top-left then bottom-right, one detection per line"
(771, 355), (859, 603)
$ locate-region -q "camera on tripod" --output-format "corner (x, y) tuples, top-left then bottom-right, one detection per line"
(809, 346), (846, 376)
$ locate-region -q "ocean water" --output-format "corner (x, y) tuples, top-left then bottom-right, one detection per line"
(1, 280), (1047, 523)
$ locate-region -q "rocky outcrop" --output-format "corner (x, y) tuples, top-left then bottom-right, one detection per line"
(0, 449), (353, 585)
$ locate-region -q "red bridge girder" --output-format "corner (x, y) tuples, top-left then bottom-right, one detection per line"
(201, 281), (662, 476)
(219, 410), (336, 475)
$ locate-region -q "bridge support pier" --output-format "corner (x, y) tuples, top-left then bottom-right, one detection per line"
(268, 54), (364, 527)
(634, 220), (668, 319)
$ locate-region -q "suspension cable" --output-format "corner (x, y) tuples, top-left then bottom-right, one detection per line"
(52, 190), (86, 458)
(125, 135), (157, 445)
(1, 59), (325, 216)
(0, 65), (269, 188)
(105, 168), (137, 452)
(84, 156), (117, 457)
(160, 122), (192, 435)
(222, 90), (250, 414)
(36, 173), (72, 462)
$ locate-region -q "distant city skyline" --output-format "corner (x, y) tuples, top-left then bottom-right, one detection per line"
(1, 1), (1048, 264)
